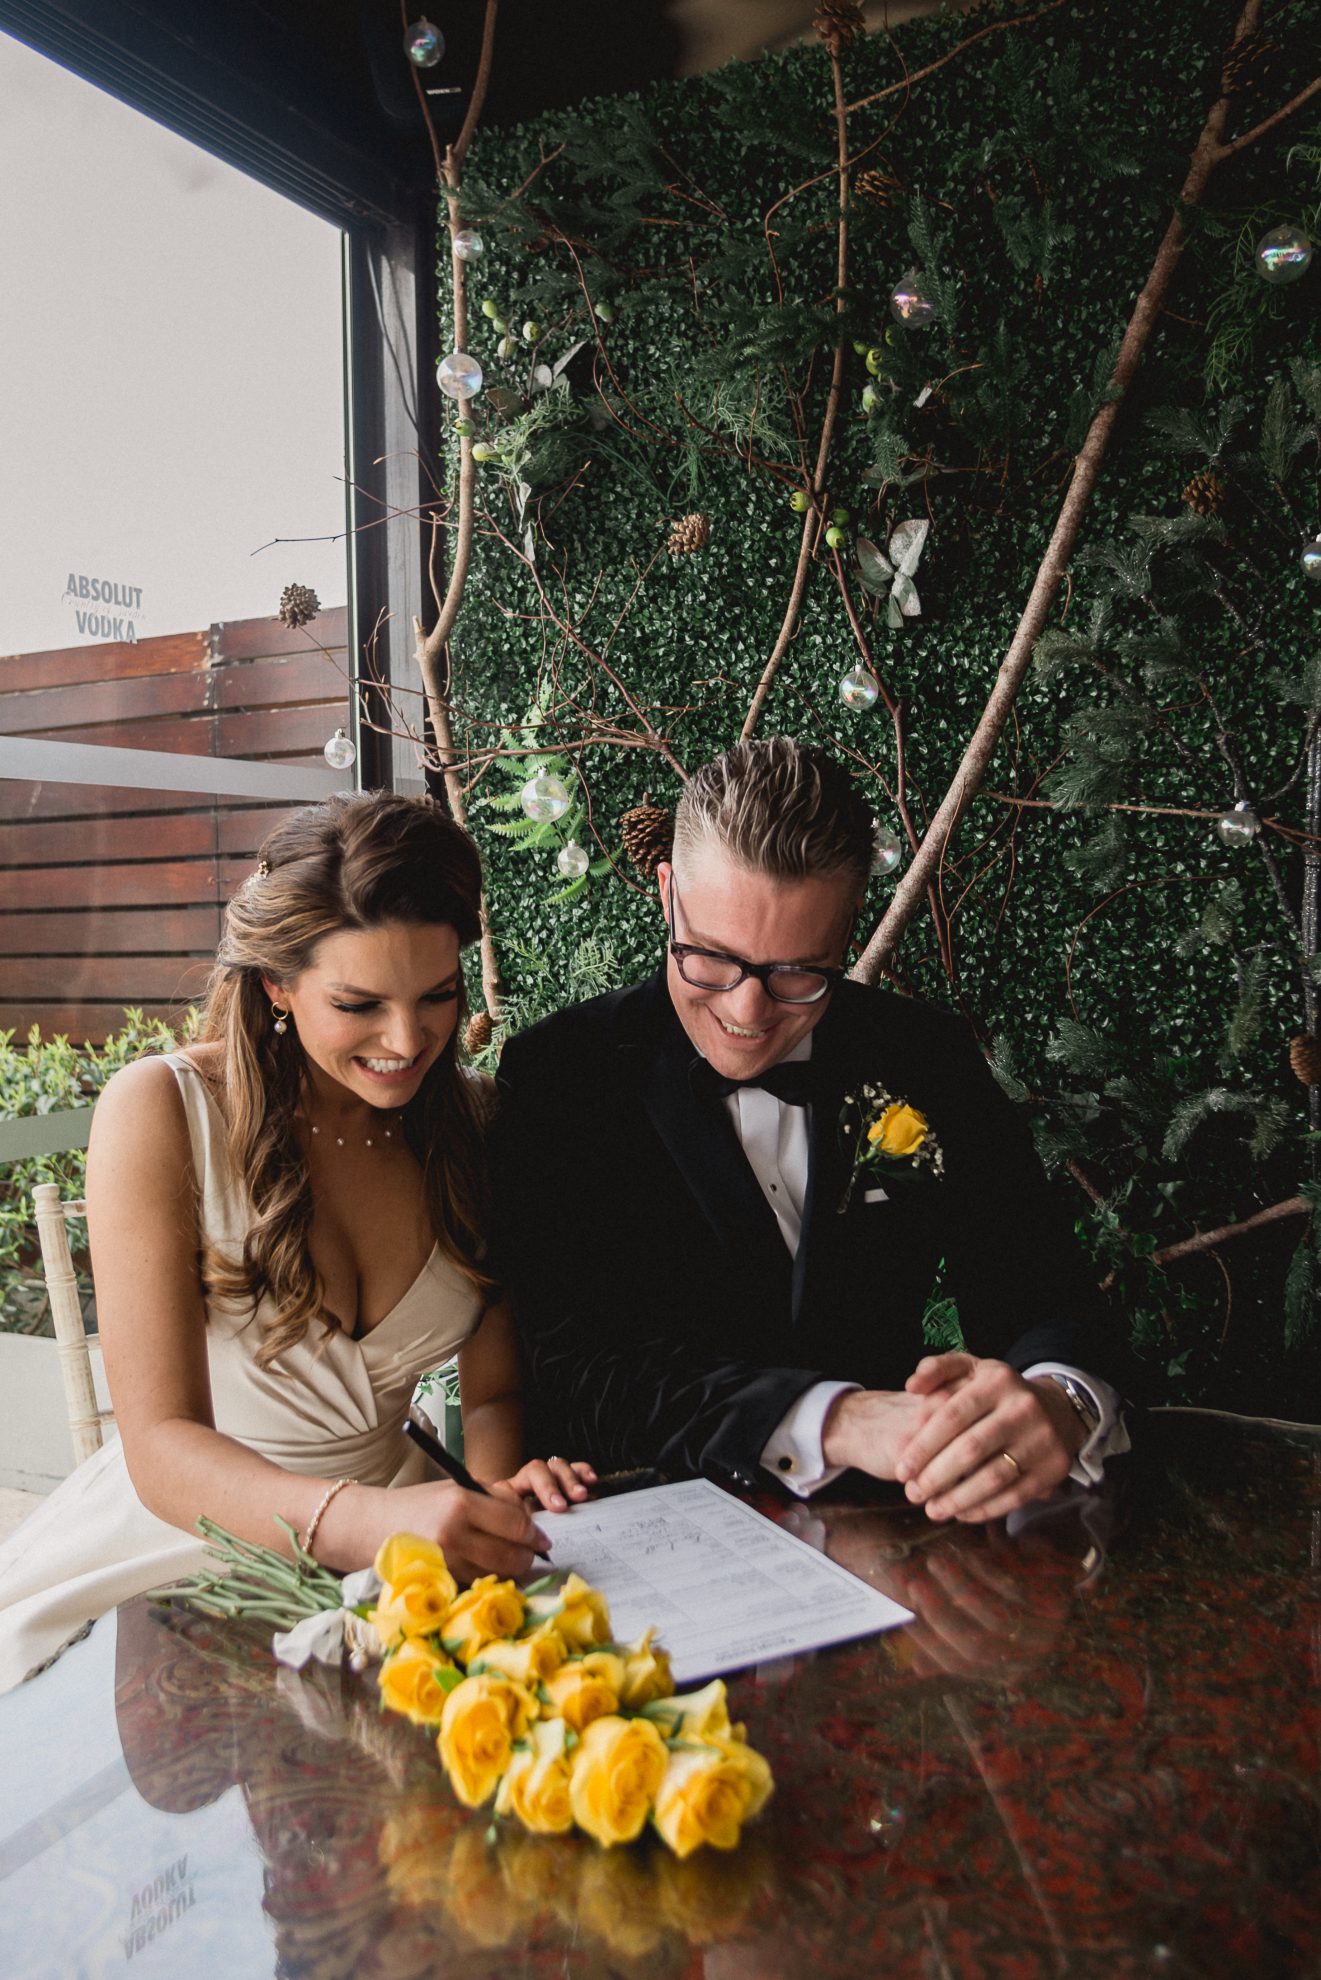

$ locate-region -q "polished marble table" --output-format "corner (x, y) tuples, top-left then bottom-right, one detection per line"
(1, 1414), (1318, 1979)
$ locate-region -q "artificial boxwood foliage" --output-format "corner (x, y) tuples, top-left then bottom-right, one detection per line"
(441, 0), (1321, 1411)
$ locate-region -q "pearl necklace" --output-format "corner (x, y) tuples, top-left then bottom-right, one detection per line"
(307, 1113), (403, 1150)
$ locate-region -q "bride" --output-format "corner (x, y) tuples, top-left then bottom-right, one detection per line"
(0, 791), (592, 1690)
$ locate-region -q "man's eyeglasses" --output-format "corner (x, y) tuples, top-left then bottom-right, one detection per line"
(666, 874), (845, 1006)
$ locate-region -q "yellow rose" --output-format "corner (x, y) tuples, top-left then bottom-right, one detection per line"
(646, 1677), (735, 1744)
(472, 1625), (566, 1687)
(541, 1651), (625, 1734)
(652, 1740), (774, 1859)
(494, 1717), (575, 1834)
(569, 1713), (667, 1847)
(370, 1532), (458, 1647)
(438, 1673), (538, 1808)
(525, 1570), (612, 1651)
(441, 1575), (526, 1664)
(618, 1628), (675, 1709)
(868, 1101), (928, 1159)
(377, 1637), (459, 1726)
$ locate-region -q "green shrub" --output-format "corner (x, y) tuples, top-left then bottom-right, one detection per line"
(0, 1011), (194, 1332)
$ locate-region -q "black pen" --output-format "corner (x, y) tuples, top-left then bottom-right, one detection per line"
(402, 1415), (553, 1563)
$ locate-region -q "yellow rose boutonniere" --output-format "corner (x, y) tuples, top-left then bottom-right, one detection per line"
(569, 1713), (668, 1847)
(541, 1650), (627, 1734)
(438, 1672), (539, 1807)
(377, 1637), (461, 1726)
(441, 1575), (527, 1664)
(370, 1532), (459, 1648)
(494, 1717), (576, 1835)
(652, 1739), (775, 1859)
(839, 1080), (944, 1212)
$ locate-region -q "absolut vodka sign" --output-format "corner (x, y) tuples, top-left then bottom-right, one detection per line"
(62, 571), (145, 643)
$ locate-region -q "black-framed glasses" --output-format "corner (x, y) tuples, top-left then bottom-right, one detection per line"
(666, 875), (845, 1006)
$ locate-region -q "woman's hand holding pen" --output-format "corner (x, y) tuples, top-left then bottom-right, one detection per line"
(317, 1478), (551, 1585)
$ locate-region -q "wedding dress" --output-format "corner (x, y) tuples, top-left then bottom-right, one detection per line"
(0, 1054), (482, 1692)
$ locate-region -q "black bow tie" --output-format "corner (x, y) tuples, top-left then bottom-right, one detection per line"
(691, 1056), (820, 1108)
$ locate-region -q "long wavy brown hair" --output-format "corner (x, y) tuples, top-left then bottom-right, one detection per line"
(198, 792), (490, 1367)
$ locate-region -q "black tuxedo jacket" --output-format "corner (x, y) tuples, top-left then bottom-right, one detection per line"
(491, 969), (1128, 1488)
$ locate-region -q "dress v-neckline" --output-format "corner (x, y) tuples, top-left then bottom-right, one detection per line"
(172, 1055), (440, 1347)
(348, 1244), (440, 1343)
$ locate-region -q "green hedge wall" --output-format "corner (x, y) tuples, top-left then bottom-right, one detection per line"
(442, 0), (1321, 1411)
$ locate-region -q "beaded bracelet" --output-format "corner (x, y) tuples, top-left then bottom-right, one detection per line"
(301, 1475), (358, 1558)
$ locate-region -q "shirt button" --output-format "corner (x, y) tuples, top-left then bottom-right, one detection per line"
(777, 1455), (794, 1473)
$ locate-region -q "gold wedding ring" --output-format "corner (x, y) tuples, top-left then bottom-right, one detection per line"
(1000, 1449), (1021, 1475)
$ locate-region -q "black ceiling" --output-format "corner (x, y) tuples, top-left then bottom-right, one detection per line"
(0, 0), (685, 226)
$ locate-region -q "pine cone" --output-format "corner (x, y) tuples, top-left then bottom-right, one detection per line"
(854, 167), (902, 209)
(277, 583), (321, 629)
(667, 513), (710, 556)
(620, 795), (674, 879)
(465, 1011), (494, 1055)
(1181, 469), (1226, 517)
(813, 1), (865, 56)
(1290, 1034), (1321, 1086)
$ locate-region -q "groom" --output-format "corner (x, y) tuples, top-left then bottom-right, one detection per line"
(492, 738), (1130, 1521)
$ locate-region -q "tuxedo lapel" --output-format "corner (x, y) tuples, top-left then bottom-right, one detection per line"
(626, 980), (792, 1313)
(792, 997), (856, 1324)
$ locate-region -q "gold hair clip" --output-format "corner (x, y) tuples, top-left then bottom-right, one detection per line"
(256, 859), (271, 879)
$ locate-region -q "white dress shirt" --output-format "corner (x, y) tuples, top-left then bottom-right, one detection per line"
(717, 1041), (1130, 1498)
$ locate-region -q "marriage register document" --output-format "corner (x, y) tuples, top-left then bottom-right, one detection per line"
(538, 1478), (912, 1685)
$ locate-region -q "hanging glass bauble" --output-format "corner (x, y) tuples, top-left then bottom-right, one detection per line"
(437, 351), (483, 400)
(839, 663), (879, 711)
(556, 839), (590, 879)
(873, 826), (903, 876)
(889, 269), (937, 328)
(521, 769), (572, 822)
(324, 728), (356, 771)
(1216, 801), (1260, 848)
(1301, 537), (1321, 582)
(1255, 225), (1313, 284)
(404, 17), (445, 66)
(452, 230), (483, 262)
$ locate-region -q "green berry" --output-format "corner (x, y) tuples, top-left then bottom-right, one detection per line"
(825, 525), (847, 550)
(453, 418), (475, 437)
(865, 347), (885, 376)
(861, 383), (879, 414)
(789, 490), (810, 513)
(594, 300), (615, 323)
(497, 335), (517, 359)
(472, 442), (498, 462)
(491, 318), (508, 337)
(884, 327), (897, 346)
(852, 339), (869, 355)
(832, 506), (851, 525)
(480, 299), (500, 319)
(522, 320), (542, 342)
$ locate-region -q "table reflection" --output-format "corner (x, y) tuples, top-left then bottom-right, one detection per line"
(2, 1418), (1320, 1979)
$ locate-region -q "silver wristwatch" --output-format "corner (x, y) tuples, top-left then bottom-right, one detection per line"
(1046, 1372), (1101, 1444)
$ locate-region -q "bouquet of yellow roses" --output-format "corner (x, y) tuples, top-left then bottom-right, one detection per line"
(370, 1533), (774, 1857)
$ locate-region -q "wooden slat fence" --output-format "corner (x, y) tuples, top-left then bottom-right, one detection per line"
(0, 611), (349, 1042)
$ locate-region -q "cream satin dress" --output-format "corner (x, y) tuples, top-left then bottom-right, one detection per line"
(0, 1054), (484, 1693)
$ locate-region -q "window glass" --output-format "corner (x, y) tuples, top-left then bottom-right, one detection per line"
(0, 31), (352, 1349)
